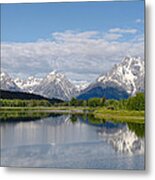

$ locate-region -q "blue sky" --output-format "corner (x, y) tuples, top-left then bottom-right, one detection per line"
(1, 1), (144, 42)
(1, 1), (144, 82)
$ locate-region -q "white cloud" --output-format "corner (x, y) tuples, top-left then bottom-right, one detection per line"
(104, 33), (123, 41)
(52, 30), (99, 42)
(109, 28), (138, 34)
(1, 30), (144, 82)
(135, 19), (144, 24)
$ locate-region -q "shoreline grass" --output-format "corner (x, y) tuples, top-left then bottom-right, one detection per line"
(0, 106), (144, 124)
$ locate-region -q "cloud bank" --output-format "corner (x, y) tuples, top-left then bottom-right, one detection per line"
(1, 28), (144, 83)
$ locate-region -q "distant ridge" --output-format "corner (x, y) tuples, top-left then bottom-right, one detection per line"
(0, 90), (63, 104)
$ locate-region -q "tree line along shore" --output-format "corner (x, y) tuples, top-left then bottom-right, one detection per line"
(0, 92), (144, 110)
(0, 93), (145, 123)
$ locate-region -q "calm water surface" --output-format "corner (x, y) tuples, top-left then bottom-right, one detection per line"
(0, 114), (145, 169)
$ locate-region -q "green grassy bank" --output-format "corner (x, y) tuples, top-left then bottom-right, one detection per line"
(0, 106), (144, 124)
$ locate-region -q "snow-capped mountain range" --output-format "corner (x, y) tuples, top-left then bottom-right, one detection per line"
(0, 71), (80, 101)
(0, 56), (145, 101)
(78, 56), (144, 100)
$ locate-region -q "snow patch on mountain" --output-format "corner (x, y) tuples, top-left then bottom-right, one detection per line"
(73, 81), (90, 91)
(97, 56), (144, 95)
(14, 76), (42, 93)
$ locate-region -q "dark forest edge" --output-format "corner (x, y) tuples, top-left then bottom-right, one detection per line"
(0, 92), (144, 111)
(0, 89), (63, 103)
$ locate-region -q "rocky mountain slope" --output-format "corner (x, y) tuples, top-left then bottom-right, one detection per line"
(0, 72), (20, 92)
(78, 56), (144, 100)
(97, 56), (144, 95)
(14, 76), (42, 93)
(33, 71), (79, 101)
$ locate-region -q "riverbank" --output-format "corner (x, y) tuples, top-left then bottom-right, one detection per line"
(94, 108), (144, 124)
(0, 106), (144, 124)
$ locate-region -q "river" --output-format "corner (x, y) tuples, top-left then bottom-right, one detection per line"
(0, 114), (145, 169)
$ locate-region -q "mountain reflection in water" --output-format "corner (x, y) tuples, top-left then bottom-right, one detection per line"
(97, 122), (144, 155)
(0, 114), (145, 169)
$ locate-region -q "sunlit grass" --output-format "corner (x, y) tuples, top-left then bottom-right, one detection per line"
(0, 106), (144, 124)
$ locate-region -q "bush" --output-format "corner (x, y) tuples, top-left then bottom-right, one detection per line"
(126, 93), (145, 111)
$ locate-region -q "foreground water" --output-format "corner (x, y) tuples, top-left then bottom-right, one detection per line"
(0, 114), (145, 169)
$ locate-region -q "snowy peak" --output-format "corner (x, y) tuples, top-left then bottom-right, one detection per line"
(46, 71), (65, 83)
(0, 72), (20, 92)
(97, 56), (144, 95)
(34, 71), (79, 101)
